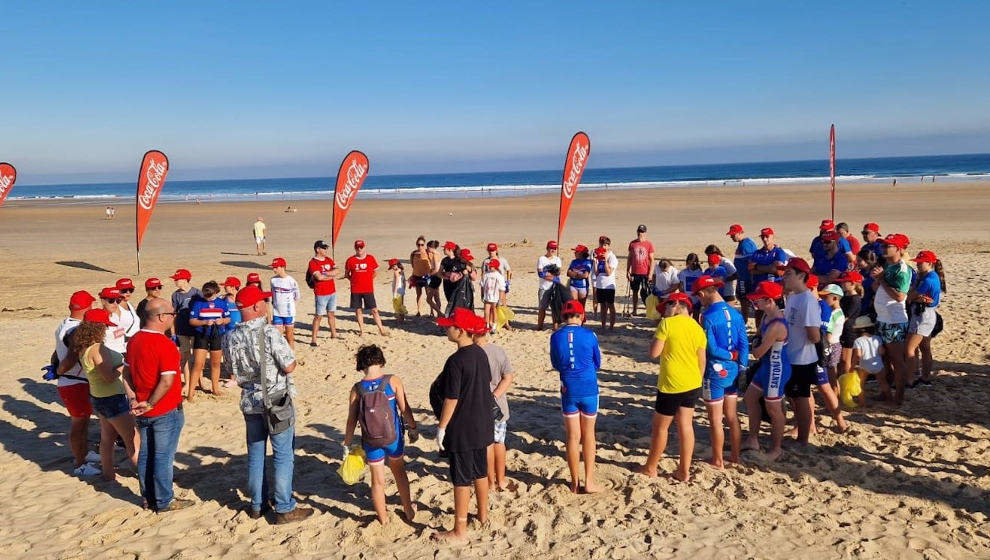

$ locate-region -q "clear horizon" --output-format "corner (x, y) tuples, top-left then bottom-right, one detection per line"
(4, 2), (989, 186)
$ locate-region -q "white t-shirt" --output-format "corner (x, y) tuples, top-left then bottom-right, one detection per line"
(537, 255), (563, 291)
(481, 256), (511, 279)
(103, 318), (128, 355)
(592, 251), (619, 289)
(115, 302), (141, 338)
(55, 318), (86, 387)
(713, 255), (737, 298)
(393, 271), (406, 297)
(482, 271), (506, 303)
(652, 265), (680, 294)
(873, 261), (910, 324)
(853, 334), (884, 373)
(784, 289), (821, 365)
(270, 275), (300, 318)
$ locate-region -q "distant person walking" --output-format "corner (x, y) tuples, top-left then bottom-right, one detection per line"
(253, 217), (267, 256)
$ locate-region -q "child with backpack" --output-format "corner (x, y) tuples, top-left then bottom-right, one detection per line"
(342, 345), (419, 524)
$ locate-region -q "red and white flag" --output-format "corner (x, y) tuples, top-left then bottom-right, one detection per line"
(557, 132), (591, 245)
(0, 162), (17, 208)
(331, 150), (369, 253)
(829, 124), (836, 221)
(135, 150), (169, 272)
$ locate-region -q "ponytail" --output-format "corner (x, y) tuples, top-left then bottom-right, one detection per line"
(934, 259), (947, 293)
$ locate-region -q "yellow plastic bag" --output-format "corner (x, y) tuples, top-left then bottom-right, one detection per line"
(337, 447), (367, 485)
(392, 296), (408, 317)
(495, 305), (514, 329)
(838, 370), (862, 408)
(645, 294), (660, 320)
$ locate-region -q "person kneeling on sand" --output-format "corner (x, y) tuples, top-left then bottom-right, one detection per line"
(343, 345), (419, 525)
(635, 293), (705, 482)
(429, 308), (496, 543)
(550, 300), (603, 493)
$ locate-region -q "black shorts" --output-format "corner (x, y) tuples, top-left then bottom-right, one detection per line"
(193, 332), (222, 351)
(839, 321), (857, 349)
(428, 276), (442, 290)
(412, 275), (430, 288)
(448, 448), (488, 487)
(784, 363), (818, 398)
(350, 292), (377, 310)
(630, 274), (650, 298)
(654, 388), (699, 416)
(595, 288), (616, 305)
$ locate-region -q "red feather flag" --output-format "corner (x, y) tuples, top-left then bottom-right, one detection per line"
(557, 132), (591, 246)
(0, 163), (16, 208)
(135, 150), (169, 274)
(331, 150), (370, 256)
(829, 124), (836, 222)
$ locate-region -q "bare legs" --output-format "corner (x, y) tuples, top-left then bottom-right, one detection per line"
(635, 408), (694, 482)
(706, 397), (741, 469)
(743, 386), (785, 461)
(433, 478), (488, 543)
(99, 414), (139, 481)
(311, 312), (338, 346)
(69, 416), (90, 468)
(487, 442), (508, 490)
(368, 458), (415, 525)
(563, 414), (601, 493)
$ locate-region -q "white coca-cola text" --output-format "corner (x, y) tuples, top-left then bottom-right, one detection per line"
(562, 141), (589, 199)
(335, 158), (368, 210)
(138, 158), (167, 211)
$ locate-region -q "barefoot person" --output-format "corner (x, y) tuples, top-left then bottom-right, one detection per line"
(592, 238), (619, 330)
(635, 293), (705, 482)
(727, 224), (758, 321)
(871, 233), (912, 404)
(780, 258), (824, 445)
(907, 250), (945, 386)
(58, 309), (140, 483)
(430, 308), (495, 543)
(626, 224), (655, 316)
(269, 257), (300, 350)
(409, 236), (432, 316)
(307, 240), (339, 345)
(470, 314), (515, 492)
(342, 345), (419, 525)
(695, 276), (748, 468)
(187, 281), (231, 400)
(550, 300), (603, 493)
(253, 217), (267, 256)
(536, 241), (562, 328)
(169, 269), (201, 382)
(742, 281), (790, 460)
(222, 285), (312, 523)
(345, 239), (386, 336)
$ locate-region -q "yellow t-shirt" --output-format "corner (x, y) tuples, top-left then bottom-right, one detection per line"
(654, 315), (706, 393)
(253, 221), (266, 238)
(81, 343), (126, 398)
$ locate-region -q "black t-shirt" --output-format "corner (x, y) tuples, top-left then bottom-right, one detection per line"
(430, 344), (495, 451)
(136, 298), (150, 327)
(440, 256), (466, 276)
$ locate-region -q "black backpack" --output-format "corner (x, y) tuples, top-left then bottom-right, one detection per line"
(305, 268), (317, 289)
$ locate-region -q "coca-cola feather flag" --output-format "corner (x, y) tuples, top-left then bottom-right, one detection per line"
(135, 150), (169, 273)
(331, 150), (370, 253)
(829, 124), (836, 222)
(557, 132), (591, 245)
(0, 163), (17, 208)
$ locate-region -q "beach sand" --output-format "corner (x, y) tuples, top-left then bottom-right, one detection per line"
(0, 181), (988, 559)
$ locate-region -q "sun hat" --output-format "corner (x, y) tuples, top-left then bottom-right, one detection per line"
(819, 284), (844, 298)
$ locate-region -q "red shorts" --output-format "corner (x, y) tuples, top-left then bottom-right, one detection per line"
(58, 384), (93, 417)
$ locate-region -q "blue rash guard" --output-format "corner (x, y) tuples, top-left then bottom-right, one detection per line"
(567, 259), (593, 289)
(750, 246), (788, 284)
(549, 324), (601, 398)
(813, 250), (849, 276)
(734, 237), (758, 284)
(863, 240), (885, 261)
(810, 236), (851, 264)
(915, 270), (941, 307)
(701, 302), (749, 404)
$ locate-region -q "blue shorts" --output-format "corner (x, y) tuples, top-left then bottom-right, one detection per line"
(702, 372), (739, 404)
(561, 393), (598, 417)
(362, 432), (405, 464)
(272, 315), (294, 326)
(315, 294), (337, 315)
(751, 352), (791, 401)
(91, 394), (131, 419)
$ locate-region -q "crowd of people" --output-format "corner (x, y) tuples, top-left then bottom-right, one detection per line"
(43, 219), (946, 541)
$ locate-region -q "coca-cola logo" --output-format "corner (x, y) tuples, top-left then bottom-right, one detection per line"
(139, 158), (167, 211)
(335, 159), (368, 210)
(562, 141), (589, 199)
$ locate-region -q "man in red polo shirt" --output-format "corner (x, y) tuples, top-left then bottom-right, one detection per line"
(345, 239), (386, 336)
(127, 297), (194, 512)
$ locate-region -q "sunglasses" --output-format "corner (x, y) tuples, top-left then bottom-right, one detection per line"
(104, 298), (122, 304)
(149, 286), (162, 290)
(417, 243), (425, 246)
(119, 288), (134, 294)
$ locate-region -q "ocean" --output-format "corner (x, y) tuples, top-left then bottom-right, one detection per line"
(11, 153), (990, 203)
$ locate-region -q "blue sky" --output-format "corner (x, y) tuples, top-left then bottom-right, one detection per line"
(4, 1), (990, 184)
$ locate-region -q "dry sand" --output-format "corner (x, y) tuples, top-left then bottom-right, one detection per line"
(0, 181), (988, 559)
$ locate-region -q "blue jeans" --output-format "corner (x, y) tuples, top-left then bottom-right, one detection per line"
(244, 413), (297, 513)
(136, 407), (184, 510)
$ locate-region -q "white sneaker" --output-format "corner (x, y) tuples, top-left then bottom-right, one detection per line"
(73, 463), (102, 477)
(85, 451), (101, 463)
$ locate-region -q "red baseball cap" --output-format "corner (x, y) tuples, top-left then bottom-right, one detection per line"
(99, 287), (122, 300)
(437, 307), (479, 330)
(837, 270), (864, 283)
(443, 241), (457, 251)
(223, 276), (242, 288)
(235, 285), (273, 309)
(246, 272), (262, 284)
(806, 275), (819, 289)
(459, 248), (474, 261)
(571, 244), (588, 253)
(546, 240), (558, 249)
(270, 257), (287, 269)
(562, 300), (585, 316)
(692, 275), (724, 294)
(784, 257), (811, 275)
(594, 247), (608, 258)
(819, 219), (835, 231)
(388, 258), (400, 268)
(863, 222), (880, 233)
(707, 253), (720, 266)
(83, 308), (116, 326)
(486, 243), (498, 252)
(144, 278), (163, 289)
(821, 230), (840, 242)
(665, 292), (693, 311)
(746, 281), (784, 301)
(354, 239), (366, 249)
(467, 314), (489, 336)
(760, 227), (775, 237)
(726, 224), (743, 236)
(486, 258), (500, 270)
(170, 269), (192, 281)
(69, 290), (96, 310)
(911, 250), (938, 264)
(883, 233), (910, 250)
(115, 278), (135, 290)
